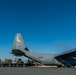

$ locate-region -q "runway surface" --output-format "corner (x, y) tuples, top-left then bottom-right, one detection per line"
(0, 67), (76, 75)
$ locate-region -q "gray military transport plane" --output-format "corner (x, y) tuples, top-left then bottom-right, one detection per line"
(12, 33), (76, 67)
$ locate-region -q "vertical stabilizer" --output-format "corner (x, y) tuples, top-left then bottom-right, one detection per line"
(12, 33), (29, 56)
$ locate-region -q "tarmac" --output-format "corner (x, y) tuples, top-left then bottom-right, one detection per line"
(0, 67), (76, 75)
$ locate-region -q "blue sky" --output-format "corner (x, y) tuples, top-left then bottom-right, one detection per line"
(0, 0), (76, 60)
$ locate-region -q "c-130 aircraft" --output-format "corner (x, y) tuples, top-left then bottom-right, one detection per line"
(12, 33), (76, 67)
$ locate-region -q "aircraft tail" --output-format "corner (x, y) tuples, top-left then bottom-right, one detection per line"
(12, 33), (29, 56)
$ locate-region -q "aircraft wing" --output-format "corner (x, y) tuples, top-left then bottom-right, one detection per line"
(54, 48), (76, 66)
